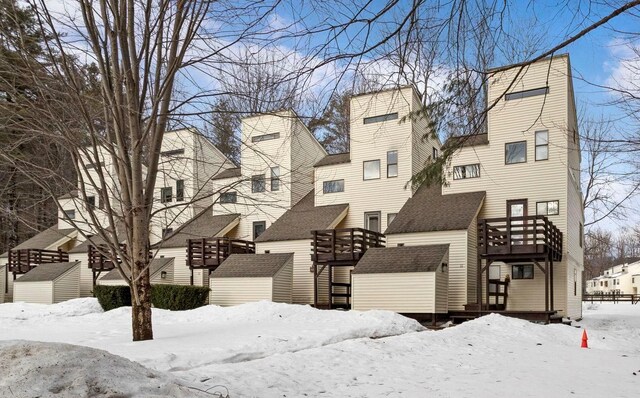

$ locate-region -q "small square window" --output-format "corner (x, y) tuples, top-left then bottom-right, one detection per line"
(387, 213), (398, 226)
(271, 167), (280, 191)
(512, 264), (534, 279)
(160, 187), (172, 203)
(505, 141), (527, 164)
(387, 151), (398, 178)
(363, 160), (381, 180)
(162, 228), (173, 238)
(220, 192), (237, 204)
(86, 196), (96, 209)
(536, 200), (559, 216)
(64, 209), (75, 220)
(253, 221), (266, 239)
(252, 175), (266, 193)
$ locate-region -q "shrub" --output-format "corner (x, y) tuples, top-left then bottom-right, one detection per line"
(151, 284), (210, 311)
(93, 285), (131, 311)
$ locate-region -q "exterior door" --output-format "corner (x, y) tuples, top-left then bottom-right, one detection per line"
(507, 199), (528, 245)
(364, 212), (381, 233)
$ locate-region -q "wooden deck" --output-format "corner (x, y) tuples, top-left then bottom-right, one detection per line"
(186, 237), (255, 284)
(8, 248), (69, 275)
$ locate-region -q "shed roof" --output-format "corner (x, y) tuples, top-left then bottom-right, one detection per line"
(100, 257), (174, 281)
(16, 262), (80, 283)
(254, 190), (348, 242)
(352, 245), (449, 274)
(385, 184), (485, 234)
(155, 210), (240, 249)
(212, 253), (293, 278)
(211, 167), (242, 180)
(314, 153), (351, 167)
(2, 226), (76, 257)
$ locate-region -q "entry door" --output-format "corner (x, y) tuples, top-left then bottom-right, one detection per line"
(507, 199), (528, 245)
(364, 212), (381, 233)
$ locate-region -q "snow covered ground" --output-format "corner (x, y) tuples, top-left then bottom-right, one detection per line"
(0, 299), (638, 397)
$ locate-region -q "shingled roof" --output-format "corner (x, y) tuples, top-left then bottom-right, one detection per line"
(100, 257), (174, 280)
(1, 226), (77, 257)
(15, 262), (80, 282)
(211, 167), (242, 180)
(155, 210), (240, 249)
(385, 184), (485, 234)
(212, 253), (293, 278)
(254, 190), (348, 242)
(442, 133), (489, 150)
(314, 153), (351, 167)
(68, 223), (128, 254)
(352, 245), (449, 274)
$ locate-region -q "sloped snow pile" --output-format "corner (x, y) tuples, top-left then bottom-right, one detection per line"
(0, 298), (102, 322)
(0, 341), (211, 398)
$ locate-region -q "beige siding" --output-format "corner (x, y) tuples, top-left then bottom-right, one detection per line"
(466, 215), (479, 302)
(290, 118), (326, 206)
(210, 277), (272, 306)
(53, 264), (81, 303)
(155, 247), (205, 286)
(411, 91), (441, 188)
(272, 257), (293, 303)
(565, 169), (584, 319)
(14, 281), (53, 304)
(69, 253), (94, 297)
(387, 230), (468, 310)
(0, 265), (5, 303)
(435, 252), (450, 313)
(352, 272), (440, 313)
(151, 260), (174, 285)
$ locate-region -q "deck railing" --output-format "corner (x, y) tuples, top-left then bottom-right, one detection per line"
(187, 237), (255, 269)
(311, 228), (385, 263)
(478, 215), (562, 261)
(88, 244), (126, 272)
(7, 248), (69, 274)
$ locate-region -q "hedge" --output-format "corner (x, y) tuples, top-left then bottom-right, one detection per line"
(93, 285), (131, 311)
(151, 284), (210, 311)
(93, 284), (210, 312)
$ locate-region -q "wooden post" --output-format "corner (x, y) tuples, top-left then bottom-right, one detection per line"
(549, 257), (554, 311)
(328, 264), (333, 309)
(544, 257), (549, 312)
(477, 255), (482, 313)
(485, 260), (490, 310)
(313, 263), (318, 307)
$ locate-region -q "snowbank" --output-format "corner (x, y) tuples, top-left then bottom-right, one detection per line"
(0, 341), (211, 397)
(0, 298), (102, 321)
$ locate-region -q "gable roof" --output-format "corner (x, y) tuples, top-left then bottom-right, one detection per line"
(155, 210), (239, 249)
(16, 262), (80, 282)
(352, 245), (449, 274)
(100, 257), (174, 280)
(442, 133), (489, 150)
(254, 190), (348, 242)
(314, 153), (351, 167)
(68, 223), (128, 254)
(2, 226), (77, 257)
(385, 184), (485, 234)
(212, 253), (293, 278)
(211, 167), (242, 180)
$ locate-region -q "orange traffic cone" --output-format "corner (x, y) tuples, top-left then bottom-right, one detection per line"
(581, 330), (588, 348)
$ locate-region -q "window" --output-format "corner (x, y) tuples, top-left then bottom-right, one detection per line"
(364, 211), (381, 233)
(453, 164), (480, 180)
(64, 209), (75, 220)
(387, 151), (398, 178)
(505, 141), (527, 164)
(252, 174), (266, 193)
(162, 228), (173, 238)
(251, 132), (280, 143)
(432, 147), (439, 159)
(86, 196), (96, 209)
(512, 264), (534, 279)
(363, 112), (398, 124)
(536, 200), (559, 216)
(535, 130), (549, 161)
(220, 192), (237, 204)
(323, 179), (344, 194)
(387, 213), (397, 226)
(579, 222), (583, 248)
(253, 221), (266, 239)
(505, 87), (549, 101)
(160, 148), (185, 157)
(176, 180), (185, 202)
(98, 189), (105, 210)
(363, 160), (381, 180)
(574, 269), (578, 296)
(160, 187), (172, 203)
(270, 167), (280, 191)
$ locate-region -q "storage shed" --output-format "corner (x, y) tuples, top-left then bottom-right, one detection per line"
(210, 253), (293, 306)
(13, 262), (81, 304)
(351, 245), (449, 316)
(97, 258), (175, 286)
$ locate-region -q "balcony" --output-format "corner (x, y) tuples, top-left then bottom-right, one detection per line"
(8, 249), (69, 275)
(187, 237), (255, 271)
(88, 244), (125, 272)
(478, 216), (562, 262)
(311, 228), (385, 265)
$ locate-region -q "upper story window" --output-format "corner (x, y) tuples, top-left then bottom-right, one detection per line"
(160, 187), (172, 203)
(176, 180), (185, 202)
(535, 130), (549, 161)
(505, 87), (549, 101)
(536, 200), (559, 216)
(253, 221), (266, 239)
(363, 112), (398, 125)
(387, 151), (398, 178)
(432, 147), (439, 159)
(86, 196), (96, 210)
(579, 222), (583, 248)
(252, 174), (266, 193)
(387, 213), (397, 225)
(97, 189), (105, 210)
(220, 191), (237, 204)
(270, 167), (280, 191)
(505, 141), (527, 164)
(453, 164), (480, 180)
(160, 148), (185, 157)
(252, 133), (280, 143)
(162, 228), (173, 238)
(323, 179), (344, 194)
(64, 209), (75, 220)
(363, 160), (381, 180)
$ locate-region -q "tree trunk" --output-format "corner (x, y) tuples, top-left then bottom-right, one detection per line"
(131, 272), (153, 341)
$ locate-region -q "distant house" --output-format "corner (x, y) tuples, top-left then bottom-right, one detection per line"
(586, 260), (640, 295)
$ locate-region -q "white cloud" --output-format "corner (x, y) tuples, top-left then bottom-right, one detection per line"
(604, 38), (640, 98)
